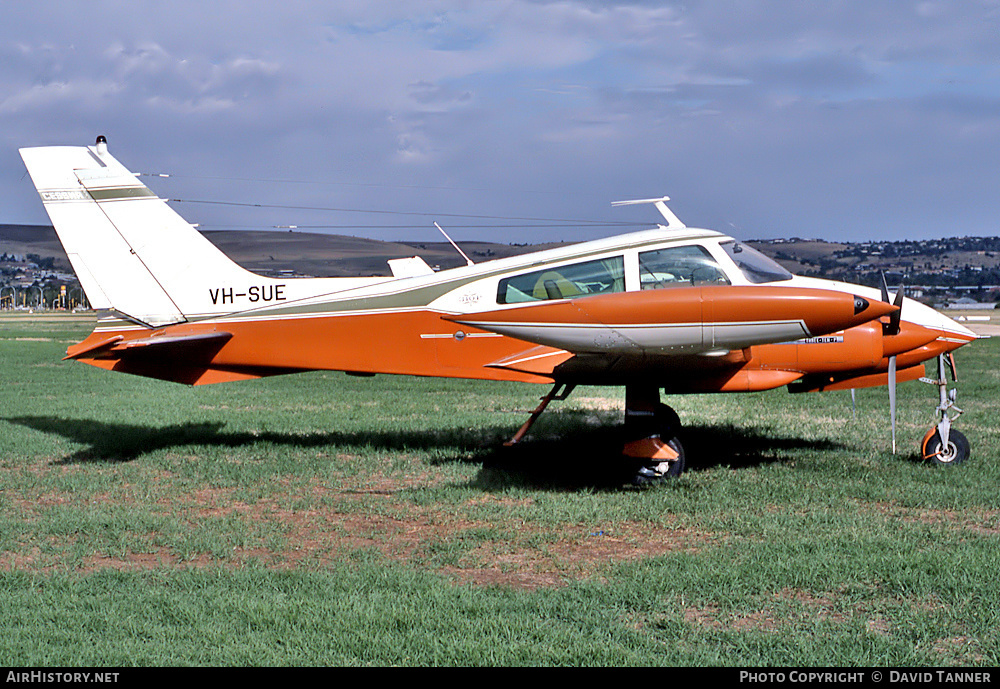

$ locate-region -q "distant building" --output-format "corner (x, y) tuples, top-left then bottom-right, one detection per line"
(945, 296), (996, 309)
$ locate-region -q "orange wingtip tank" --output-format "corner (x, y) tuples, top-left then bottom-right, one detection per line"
(449, 285), (896, 354)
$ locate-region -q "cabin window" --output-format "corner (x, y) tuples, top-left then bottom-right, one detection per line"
(637, 245), (730, 289)
(719, 241), (793, 283)
(497, 256), (625, 304)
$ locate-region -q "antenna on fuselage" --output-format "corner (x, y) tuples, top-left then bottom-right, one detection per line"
(611, 196), (686, 230)
(434, 222), (475, 266)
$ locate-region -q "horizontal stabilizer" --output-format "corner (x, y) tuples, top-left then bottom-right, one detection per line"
(79, 357), (299, 386)
(65, 330), (232, 362)
(64, 334), (125, 360)
(117, 330), (233, 355)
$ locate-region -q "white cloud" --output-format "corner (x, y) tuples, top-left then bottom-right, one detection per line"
(0, 78), (123, 114)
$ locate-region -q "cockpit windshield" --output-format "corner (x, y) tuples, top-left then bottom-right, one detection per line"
(719, 241), (793, 284)
(638, 245), (730, 289)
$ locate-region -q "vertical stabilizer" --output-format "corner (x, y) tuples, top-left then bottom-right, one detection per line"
(20, 137), (267, 326)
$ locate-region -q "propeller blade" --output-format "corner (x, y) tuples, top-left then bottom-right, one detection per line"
(879, 272), (903, 336)
(888, 355), (897, 454)
(888, 282), (904, 336)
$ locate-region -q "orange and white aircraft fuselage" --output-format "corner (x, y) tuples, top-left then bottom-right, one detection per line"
(19, 138), (976, 483)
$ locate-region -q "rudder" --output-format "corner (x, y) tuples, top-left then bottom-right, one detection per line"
(20, 137), (264, 326)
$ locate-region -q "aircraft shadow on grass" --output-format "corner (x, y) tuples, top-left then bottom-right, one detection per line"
(477, 415), (851, 490)
(5, 412), (851, 490)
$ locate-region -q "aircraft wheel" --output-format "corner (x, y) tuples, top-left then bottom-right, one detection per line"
(655, 403), (681, 437)
(631, 435), (686, 485)
(921, 429), (970, 466)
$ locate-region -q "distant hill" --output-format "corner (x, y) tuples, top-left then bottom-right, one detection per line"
(0, 225), (565, 278)
(0, 225), (73, 271)
(3, 224), (999, 299)
(753, 236), (1000, 292)
(200, 229), (568, 277)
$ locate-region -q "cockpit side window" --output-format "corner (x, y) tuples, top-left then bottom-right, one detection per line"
(719, 241), (793, 283)
(497, 256), (625, 304)
(637, 245), (730, 289)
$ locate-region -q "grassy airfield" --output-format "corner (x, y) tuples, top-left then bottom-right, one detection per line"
(0, 312), (997, 666)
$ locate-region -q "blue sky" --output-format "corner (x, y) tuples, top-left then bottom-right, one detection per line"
(2, 1), (999, 244)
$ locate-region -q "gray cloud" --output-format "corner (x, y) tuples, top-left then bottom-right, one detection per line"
(2, 1), (999, 244)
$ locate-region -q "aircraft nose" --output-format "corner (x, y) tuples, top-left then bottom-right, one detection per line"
(940, 313), (977, 342)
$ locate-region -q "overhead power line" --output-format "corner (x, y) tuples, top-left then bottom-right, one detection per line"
(170, 198), (640, 227)
(196, 222), (651, 230)
(141, 172), (564, 196)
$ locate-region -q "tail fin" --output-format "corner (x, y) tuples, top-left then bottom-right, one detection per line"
(20, 137), (262, 327)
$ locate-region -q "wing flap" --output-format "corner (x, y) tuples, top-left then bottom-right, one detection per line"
(485, 346), (574, 376)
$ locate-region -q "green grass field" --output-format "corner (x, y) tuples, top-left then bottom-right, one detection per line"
(0, 312), (997, 666)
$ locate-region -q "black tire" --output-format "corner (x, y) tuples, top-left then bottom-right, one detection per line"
(631, 435), (686, 485)
(661, 435), (686, 477)
(922, 429), (970, 465)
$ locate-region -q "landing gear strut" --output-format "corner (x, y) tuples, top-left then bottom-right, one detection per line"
(625, 385), (686, 484)
(503, 382), (685, 484)
(919, 353), (970, 465)
(504, 382), (575, 447)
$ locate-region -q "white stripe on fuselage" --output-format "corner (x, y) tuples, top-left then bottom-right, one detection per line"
(460, 319), (810, 354)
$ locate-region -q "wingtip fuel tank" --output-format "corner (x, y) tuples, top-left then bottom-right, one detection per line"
(448, 285), (898, 355)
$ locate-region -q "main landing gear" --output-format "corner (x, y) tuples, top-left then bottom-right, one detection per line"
(504, 382), (686, 485)
(919, 353), (970, 465)
(624, 385), (686, 485)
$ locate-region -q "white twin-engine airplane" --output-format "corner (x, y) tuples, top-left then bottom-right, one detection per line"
(19, 137), (976, 484)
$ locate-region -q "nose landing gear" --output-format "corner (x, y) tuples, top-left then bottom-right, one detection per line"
(919, 353), (970, 465)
